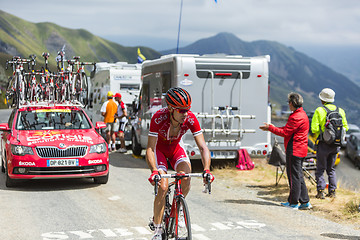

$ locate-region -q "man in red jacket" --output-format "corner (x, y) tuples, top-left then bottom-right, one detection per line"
(260, 92), (311, 210)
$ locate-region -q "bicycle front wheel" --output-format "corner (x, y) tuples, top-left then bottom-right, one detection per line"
(175, 196), (192, 240)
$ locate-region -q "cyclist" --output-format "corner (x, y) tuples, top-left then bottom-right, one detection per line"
(146, 87), (214, 240)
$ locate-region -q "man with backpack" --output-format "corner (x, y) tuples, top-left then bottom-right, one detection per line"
(311, 88), (348, 199)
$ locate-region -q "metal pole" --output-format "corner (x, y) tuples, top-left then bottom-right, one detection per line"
(176, 0), (183, 54)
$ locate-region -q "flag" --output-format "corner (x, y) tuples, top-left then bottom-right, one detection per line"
(137, 48), (146, 63)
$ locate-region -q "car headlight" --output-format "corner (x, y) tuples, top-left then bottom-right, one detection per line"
(11, 145), (34, 156)
(89, 143), (106, 154)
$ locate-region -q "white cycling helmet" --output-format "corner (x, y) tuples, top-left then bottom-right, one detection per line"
(319, 88), (335, 103)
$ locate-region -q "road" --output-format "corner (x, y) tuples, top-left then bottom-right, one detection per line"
(0, 109), (360, 239)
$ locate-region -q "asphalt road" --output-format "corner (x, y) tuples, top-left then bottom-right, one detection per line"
(1, 109), (360, 239)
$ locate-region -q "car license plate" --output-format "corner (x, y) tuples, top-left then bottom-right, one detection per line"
(210, 151), (237, 159)
(47, 159), (79, 167)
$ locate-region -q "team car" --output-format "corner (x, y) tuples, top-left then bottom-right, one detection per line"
(0, 103), (109, 187)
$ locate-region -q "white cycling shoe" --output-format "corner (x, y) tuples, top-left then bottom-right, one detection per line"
(151, 233), (162, 240)
(151, 226), (163, 240)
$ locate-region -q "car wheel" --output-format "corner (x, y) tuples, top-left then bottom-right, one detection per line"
(5, 168), (16, 188)
(131, 130), (142, 156)
(94, 173), (109, 184)
(3, 153), (16, 187)
(356, 158), (360, 170)
(1, 159), (4, 173)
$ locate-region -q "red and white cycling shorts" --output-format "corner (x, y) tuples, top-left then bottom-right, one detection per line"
(155, 139), (190, 172)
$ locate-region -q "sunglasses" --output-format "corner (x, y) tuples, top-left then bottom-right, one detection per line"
(174, 108), (189, 114)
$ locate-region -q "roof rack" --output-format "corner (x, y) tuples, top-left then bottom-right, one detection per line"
(18, 100), (84, 108)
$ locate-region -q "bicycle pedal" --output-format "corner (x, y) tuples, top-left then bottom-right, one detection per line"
(148, 220), (155, 231)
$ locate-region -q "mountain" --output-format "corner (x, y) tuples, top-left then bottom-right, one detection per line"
(161, 32), (360, 125)
(0, 10), (161, 70)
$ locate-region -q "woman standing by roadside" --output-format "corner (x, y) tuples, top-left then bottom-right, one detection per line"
(260, 92), (312, 210)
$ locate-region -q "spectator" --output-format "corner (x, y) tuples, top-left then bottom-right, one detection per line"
(311, 88), (348, 199)
(260, 92), (311, 210)
(101, 91), (118, 152)
(114, 93), (128, 153)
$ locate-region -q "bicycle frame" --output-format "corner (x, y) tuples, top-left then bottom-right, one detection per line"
(153, 173), (211, 240)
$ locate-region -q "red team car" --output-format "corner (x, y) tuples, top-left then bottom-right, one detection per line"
(0, 103), (109, 187)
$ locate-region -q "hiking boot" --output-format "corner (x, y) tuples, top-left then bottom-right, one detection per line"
(281, 202), (299, 209)
(299, 202), (312, 210)
(326, 190), (336, 198)
(315, 190), (325, 199)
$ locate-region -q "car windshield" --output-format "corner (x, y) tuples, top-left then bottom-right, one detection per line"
(16, 109), (91, 130)
(348, 128), (360, 135)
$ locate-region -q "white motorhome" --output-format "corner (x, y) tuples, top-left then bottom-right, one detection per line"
(131, 54), (271, 159)
(88, 62), (142, 145)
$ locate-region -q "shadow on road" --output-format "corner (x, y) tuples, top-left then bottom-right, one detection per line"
(109, 152), (148, 170)
(320, 233), (360, 239)
(223, 198), (279, 206)
(0, 177), (99, 192)
(246, 184), (289, 202)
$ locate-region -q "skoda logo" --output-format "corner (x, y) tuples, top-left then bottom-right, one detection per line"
(59, 143), (66, 149)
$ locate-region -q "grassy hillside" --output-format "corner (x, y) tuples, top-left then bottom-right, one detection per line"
(0, 10), (161, 67)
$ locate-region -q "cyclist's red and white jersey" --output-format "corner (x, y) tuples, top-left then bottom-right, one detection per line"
(149, 108), (202, 146)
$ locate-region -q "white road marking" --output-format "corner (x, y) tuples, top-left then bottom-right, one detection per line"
(113, 228), (134, 236)
(191, 224), (206, 232)
(99, 229), (117, 237)
(237, 220), (267, 229)
(108, 195), (121, 201)
(132, 227), (152, 235)
(193, 234), (212, 240)
(68, 230), (97, 238)
(211, 222), (232, 230)
(41, 220), (266, 239)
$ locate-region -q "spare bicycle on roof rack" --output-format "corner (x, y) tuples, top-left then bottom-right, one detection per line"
(4, 48), (95, 109)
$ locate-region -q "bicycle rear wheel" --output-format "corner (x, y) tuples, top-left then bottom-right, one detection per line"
(175, 196), (192, 240)
(80, 72), (89, 106)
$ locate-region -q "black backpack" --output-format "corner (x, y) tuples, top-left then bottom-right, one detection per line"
(321, 106), (345, 146)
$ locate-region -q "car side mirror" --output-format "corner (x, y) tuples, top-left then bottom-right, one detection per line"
(95, 121), (106, 130)
(0, 123), (10, 131)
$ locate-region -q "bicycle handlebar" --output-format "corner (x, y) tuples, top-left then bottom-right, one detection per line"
(153, 173), (212, 196)
(160, 173), (203, 178)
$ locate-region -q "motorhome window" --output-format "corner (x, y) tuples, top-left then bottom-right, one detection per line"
(149, 73), (163, 108)
(141, 82), (150, 111)
(162, 71), (171, 94)
(195, 61), (251, 79)
(120, 84), (140, 90)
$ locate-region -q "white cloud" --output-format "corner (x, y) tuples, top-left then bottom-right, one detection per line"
(1, 0), (359, 47)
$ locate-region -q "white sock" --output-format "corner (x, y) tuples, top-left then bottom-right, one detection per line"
(154, 224), (162, 235)
(112, 144), (116, 149)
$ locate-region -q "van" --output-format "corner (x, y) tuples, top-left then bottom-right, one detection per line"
(88, 62), (141, 146)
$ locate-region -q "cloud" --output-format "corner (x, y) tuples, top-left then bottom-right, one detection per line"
(1, 0), (359, 47)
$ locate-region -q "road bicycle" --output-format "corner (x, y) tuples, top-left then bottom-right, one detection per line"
(5, 57), (30, 108)
(70, 56), (95, 106)
(150, 172), (212, 240)
(24, 54), (44, 103)
(4, 51), (96, 107)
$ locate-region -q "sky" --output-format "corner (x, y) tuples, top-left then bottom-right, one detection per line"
(1, 0), (360, 51)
